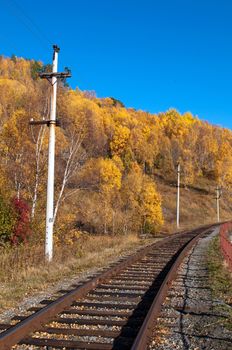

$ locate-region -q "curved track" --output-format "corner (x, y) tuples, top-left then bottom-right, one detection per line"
(0, 225), (216, 350)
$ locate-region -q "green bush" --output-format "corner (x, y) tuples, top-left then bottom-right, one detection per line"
(0, 196), (16, 243)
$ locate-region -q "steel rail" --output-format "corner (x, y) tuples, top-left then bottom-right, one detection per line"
(0, 230), (190, 350)
(131, 226), (214, 350)
(0, 224), (218, 350)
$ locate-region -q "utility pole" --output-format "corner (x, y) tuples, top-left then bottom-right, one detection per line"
(216, 185), (221, 223)
(177, 163), (180, 229)
(30, 45), (71, 262)
(44, 45), (58, 262)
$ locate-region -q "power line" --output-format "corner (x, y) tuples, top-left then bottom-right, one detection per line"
(2, 0), (52, 50)
(11, 0), (52, 45)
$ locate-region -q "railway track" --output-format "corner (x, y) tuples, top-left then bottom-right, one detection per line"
(0, 224), (216, 350)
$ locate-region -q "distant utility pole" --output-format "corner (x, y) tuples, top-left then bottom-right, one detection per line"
(30, 45), (71, 262)
(216, 185), (222, 223)
(176, 163), (180, 229)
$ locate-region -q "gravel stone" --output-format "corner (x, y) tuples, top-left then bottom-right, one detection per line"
(149, 227), (232, 350)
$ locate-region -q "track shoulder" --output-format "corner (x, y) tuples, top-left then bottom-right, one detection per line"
(148, 227), (232, 350)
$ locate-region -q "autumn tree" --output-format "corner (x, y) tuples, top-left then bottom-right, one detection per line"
(76, 157), (122, 234)
(120, 163), (163, 234)
(2, 55), (232, 239)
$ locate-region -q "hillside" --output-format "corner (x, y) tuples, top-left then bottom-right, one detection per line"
(155, 174), (232, 232)
(0, 54), (232, 312)
(0, 54), (231, 245)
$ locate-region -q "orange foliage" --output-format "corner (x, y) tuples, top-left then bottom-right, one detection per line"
(0, 55), (232, 237)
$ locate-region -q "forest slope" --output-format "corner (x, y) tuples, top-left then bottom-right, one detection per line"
(0, 55), (231, 244)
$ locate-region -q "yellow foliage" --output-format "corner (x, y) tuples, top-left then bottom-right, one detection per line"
(120, 164), (163, 233)
(159, 109), (197, 140)
(140, 177), (164, 230)
(99, 158), (122, 192)
(1, 55), (232, 237)
(2, 109), (32, 151)
(80, 158), (122, 193)
(112, 155), (124, 171)
(110, 124), (130, 156)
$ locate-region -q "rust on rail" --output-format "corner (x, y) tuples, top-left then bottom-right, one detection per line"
(0, 224), (218, 350)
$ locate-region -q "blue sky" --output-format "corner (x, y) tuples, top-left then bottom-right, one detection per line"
(0, 0), (232, 128)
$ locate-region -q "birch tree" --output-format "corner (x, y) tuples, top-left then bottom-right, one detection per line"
(53, 125), (86, 224)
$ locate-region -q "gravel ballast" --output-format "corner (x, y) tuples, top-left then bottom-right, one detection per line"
(149, 227), (232, 350)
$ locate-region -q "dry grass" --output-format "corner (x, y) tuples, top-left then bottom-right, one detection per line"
(208, 237), (232, 304)
(156, 176), (232, 232)
(1, 175), (232, 313)
(0, 233), (146, 311)
(208, 237), (232, 330)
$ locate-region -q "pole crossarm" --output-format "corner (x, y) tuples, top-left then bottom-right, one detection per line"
(29, 119), (61, 127)
(39, 72), (71, 79)
(39, 71), (71, 86)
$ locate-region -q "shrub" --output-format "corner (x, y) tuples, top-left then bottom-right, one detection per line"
(11, 197), (31, 244)
(0, 196), (16, 243)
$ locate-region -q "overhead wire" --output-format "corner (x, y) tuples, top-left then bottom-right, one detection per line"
(10, 0), (53, 46)
(2, 0), (53, 50)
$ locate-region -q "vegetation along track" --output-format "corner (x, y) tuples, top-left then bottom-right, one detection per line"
(0, 225), (217, 350)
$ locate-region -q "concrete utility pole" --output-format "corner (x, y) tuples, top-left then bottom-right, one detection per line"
(176, 163), (180, 229)
(216, 186), (221, 223)
(30, 45), (71, 262)
(45, 46), (58, 262)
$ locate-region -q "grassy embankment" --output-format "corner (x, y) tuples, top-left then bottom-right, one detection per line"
(208, 236), (232, 330)
(0, 176), (232, 313)
(0, 234), (145, 311)
(156, 174), (232, 232)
